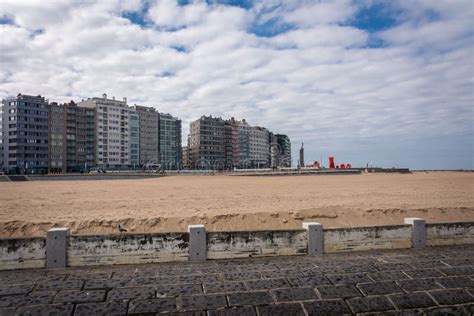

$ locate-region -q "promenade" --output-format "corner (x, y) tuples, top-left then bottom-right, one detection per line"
(0, 245), (473, 315)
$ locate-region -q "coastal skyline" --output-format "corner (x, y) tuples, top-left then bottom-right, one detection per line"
(0, 0), (472, 169)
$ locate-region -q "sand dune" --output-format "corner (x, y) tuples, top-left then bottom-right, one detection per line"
(0, 172), (472, 237)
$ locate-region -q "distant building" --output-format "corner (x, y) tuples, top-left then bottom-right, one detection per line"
(48, 101), (96, 173)
(133, 105), (159, 165)
(276, 134), (291, 167)
(182, 146), (190, 169)
(0, 98), (4, 170)
(189, 115), (225, 169)
(1, 94), (49, 174)
(249, 126), (270, 168)
(78, 94), (131, 169)
(237, 119), (250, 168)
(129, 109), (140, 168)
(159, 113), (182, 170)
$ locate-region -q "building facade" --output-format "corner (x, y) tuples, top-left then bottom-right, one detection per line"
(188, 115), (225, 169)
(129, 110), (140, 168)
(276, 134), (292, 167)
(78, 94), (131, 169)
(48, 102), (66, 173)
(133, 106), (159, 165)
(159, 113), (181, 170)
(249, 126), (270, 168)
(48, 101), (96, 173)
(237, 119), (250, 168)
(1, 94), (49, 173)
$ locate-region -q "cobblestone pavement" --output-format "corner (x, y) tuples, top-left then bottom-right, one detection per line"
(1, 245), (473, 315)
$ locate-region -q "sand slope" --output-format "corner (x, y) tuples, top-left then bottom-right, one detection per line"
(0, 172), (473, 237)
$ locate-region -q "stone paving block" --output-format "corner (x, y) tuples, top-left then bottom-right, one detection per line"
(227, 291), (274, 306)
(442, 258), (474, 267)
(83, 278), (129, 290)
(303, 298), (351, 315)
(0, 291), (56, 308)
(420, 306), (468, 316)
(166, 311), (207, 316)
(245, 278), (290, 291)
(257, 302), (305, 316)
(346, 295), (394, 313)
(0, 284), (34, 296)
(53, 290), (106, 303)
(463, 303), (474, 315)
(436, 276), (474, 288)
(429, 288), (474, 305)
(107, 286), (155, 300)
(356, 281), (403, 296)
(440, 266), (474, 276)
(271, 287), (317, 302)
(397, 278), (443, 292)
(203, 282), (247, 294)
(34, 279), (84, 291)
(261, 269), (302, 279)
(74, 300), (128, 315)
(178, 294), (227, 311)
(220, 271), (262, 281)
(375, 263), (413, 271)
(402, 269), (444, 278)
(288, 275), (331, 287)
(207, 306), (257, 316)
(128, 298), (177, 314)
(388, 292), (437, 309)
(368, 270), (409, 282)
(15, 303), (74, 316)
(0, 307), (15, 316)
(299, 267), (324, 276)
(327, 273), (372, 285)
(156, 283), (203, 297)
(316, 284), (361, 299)
(409, 260), (449, 269)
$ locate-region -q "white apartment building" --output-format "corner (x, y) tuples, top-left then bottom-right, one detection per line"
(78, 94), (131, 169)
(249, 126), (270, 168)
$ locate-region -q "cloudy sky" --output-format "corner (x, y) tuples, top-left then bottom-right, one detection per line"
(0, 0), (473, 169)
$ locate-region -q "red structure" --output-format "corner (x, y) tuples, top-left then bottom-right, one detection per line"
(340, 163), (346, 169)
(329, 157), (335, 169)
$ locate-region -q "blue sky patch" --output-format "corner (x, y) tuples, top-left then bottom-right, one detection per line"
(205, 0), (253, 9)
(248, 17), (296, 38)
(121, 1), (151, 28)
(0, 15), (14, 25)
(350, 3), (399, 33)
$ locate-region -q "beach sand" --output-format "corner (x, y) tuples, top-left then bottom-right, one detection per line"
(0, 172), (472, 237)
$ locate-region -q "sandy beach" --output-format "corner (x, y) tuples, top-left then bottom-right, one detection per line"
(0, 172), (472, 237)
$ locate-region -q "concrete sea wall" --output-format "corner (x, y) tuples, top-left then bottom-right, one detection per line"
(0, 220), (473, 270)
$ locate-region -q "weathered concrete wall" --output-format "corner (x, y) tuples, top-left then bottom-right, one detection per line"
(0, 237), (45, 270)
(324, 225), (412, 253)
(67, 233), (189, 266)
(207, 230), (307, 259)
(426, 222), (474, 246)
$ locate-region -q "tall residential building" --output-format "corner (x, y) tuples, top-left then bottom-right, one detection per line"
(48, 102), (66, 173)
(276, 134), (292, 167)
(0, 98), (4, 170)
(129, 109), (140, 168)
(159, 113), (182, 170)
(188, 115), (225, 169)
(238, 119), (250, 168)
(1, 94), (49, 173)
(78, 94), (131, 169)
(182, 146), (190, 169)
(49, 101), (96, 173)
(133, 106), (159, 165)
(249, 126), (270, 168)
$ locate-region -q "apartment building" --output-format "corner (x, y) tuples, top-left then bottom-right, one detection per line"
(238, 119), (250, 168)
(276, 134), (292, 167)
(188, 115), (225, 169)
(159, 113), (182, 170)
(78, 94), (131, 169)
(133, 106), (159, 165)
(129, 109), (140, 168)
(0, 99), (4, 170)
(48, 101), (96, 173)
(249, 126), (270, 168)
(1, 94), (49, 174)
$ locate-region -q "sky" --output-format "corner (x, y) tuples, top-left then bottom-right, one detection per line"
(0, 0), (473, 169)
